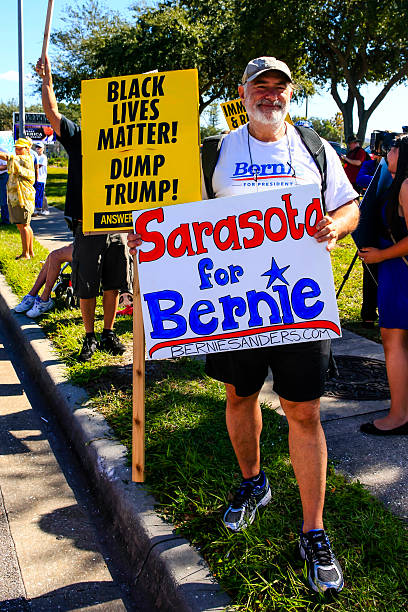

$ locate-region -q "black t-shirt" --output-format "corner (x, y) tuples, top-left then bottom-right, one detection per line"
(56, 115), (82, 221)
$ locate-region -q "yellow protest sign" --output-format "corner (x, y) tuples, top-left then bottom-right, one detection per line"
(220, 98), (293, 131)
(220, 99), (248, 131)
(81, 69), (201, 233)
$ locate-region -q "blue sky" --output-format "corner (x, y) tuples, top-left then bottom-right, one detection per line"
(1, 1), (407, 139)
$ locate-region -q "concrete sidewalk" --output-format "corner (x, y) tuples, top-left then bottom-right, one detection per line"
(30, 206), (72, 251)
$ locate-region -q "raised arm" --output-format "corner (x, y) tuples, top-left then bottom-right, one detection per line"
(35, 53), (61, 137)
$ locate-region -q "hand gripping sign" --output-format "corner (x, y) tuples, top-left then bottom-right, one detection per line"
(81, 69), (201, 233)
(132, 183), (341, 361)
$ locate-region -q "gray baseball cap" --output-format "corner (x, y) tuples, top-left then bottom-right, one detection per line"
(242, 57), (292, 85)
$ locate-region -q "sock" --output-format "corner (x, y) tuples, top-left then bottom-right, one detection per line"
(102, 328), (114, 338)
(86, 332), (96, 339)
(243, 470), (263, 485)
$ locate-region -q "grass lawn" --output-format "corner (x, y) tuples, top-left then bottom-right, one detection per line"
(45, 165), (68, 211)
(0, 169), (406, 610)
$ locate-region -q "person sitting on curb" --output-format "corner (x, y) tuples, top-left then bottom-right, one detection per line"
(36, 53), (131, 361)
(0, 138), (35, 260)
(15, 243), (73, 318)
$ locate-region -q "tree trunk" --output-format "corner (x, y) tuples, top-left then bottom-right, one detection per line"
(342, 95), (355, 142)
(356, 113), (369, 144)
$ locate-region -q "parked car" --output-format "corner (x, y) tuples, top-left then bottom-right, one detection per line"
(328, 141), (347, 157)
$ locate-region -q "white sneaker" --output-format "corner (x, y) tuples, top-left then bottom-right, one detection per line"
(15, 294), (36, 313)
(26, 296), (54, 318)
(41, 210), (50, 216)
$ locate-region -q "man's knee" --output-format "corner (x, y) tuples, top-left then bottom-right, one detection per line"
(50, 244), (73, 266)
(281, 398), (321, 426)
(225, 383), (259, 411)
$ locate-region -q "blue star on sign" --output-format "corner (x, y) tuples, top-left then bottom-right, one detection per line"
(262, 258), (290, 288)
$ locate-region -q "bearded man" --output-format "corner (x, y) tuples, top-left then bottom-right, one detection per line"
(128, 57), (359, 594)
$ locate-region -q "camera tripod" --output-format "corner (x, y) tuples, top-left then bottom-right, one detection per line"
(336, 248), (377, 300)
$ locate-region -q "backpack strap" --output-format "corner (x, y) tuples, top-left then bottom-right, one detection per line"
(201, 134), (227, 199)
(294, 125), (327, 213)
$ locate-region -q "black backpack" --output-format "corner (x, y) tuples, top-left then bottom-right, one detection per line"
(202, 125), (328, 212)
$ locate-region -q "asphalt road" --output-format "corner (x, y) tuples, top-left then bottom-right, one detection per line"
(0, 317), (154, 612)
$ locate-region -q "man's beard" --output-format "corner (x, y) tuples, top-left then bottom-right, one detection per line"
(248, 99), (288, 127)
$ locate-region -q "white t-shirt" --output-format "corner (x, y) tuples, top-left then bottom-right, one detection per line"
(206, 123), (358, 212)
(36, 153), (48, 183)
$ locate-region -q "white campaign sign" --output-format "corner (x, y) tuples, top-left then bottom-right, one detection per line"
(132, 184), (342, 360)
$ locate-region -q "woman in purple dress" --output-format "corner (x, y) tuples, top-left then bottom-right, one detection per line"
(358, 136), (408, 435)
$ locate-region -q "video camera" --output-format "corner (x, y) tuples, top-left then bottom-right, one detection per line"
(370, 126), (408, 157)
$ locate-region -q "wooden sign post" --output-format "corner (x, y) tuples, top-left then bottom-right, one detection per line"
(41, 0), (54, 63)
(132, 257), (145, 482)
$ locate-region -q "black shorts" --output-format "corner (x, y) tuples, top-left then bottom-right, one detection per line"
(72, 224), (132, 299)
(205, 340), (331, 401)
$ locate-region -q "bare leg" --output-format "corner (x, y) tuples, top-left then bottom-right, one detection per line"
(102, 289), (120, 330)
(225, 383), (262, 479)
(374, 327), (408, 429)
(27, 224), (34, 257)
(29, 257), (49, 296)
(16, 224), (30, 258)
(280, 397), (326, 533)
(80, 297), (96, 334)
(40, 244), (73, 301)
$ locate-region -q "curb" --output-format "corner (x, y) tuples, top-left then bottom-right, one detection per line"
(0, 272), (231, 612)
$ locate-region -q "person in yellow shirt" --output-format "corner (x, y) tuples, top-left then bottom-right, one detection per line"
(0, 137), (35, 259)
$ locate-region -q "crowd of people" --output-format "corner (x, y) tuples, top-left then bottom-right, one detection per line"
(3, 53), (408, 596)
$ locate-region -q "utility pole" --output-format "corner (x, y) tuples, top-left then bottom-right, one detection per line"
(17, 0), (25, 138)
(305, 96), (308, 120)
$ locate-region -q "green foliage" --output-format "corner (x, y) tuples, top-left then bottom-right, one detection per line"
(44, 166), (68, 211)
(0, 100), (17, 131)
(0, 100), (50, 131)
(57, 102), (81, 125)
(48, 0), (243, 112)
(0, 98), (81, 132)
(200, 124), (221, 140)
(200, 101), (222, 140)
(48, 0), (407, 137)
(47, 157), (69, 167)
(292, 115), (343, 142)
(0, 226), (49, 295)
(242, 0), (408, 140)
